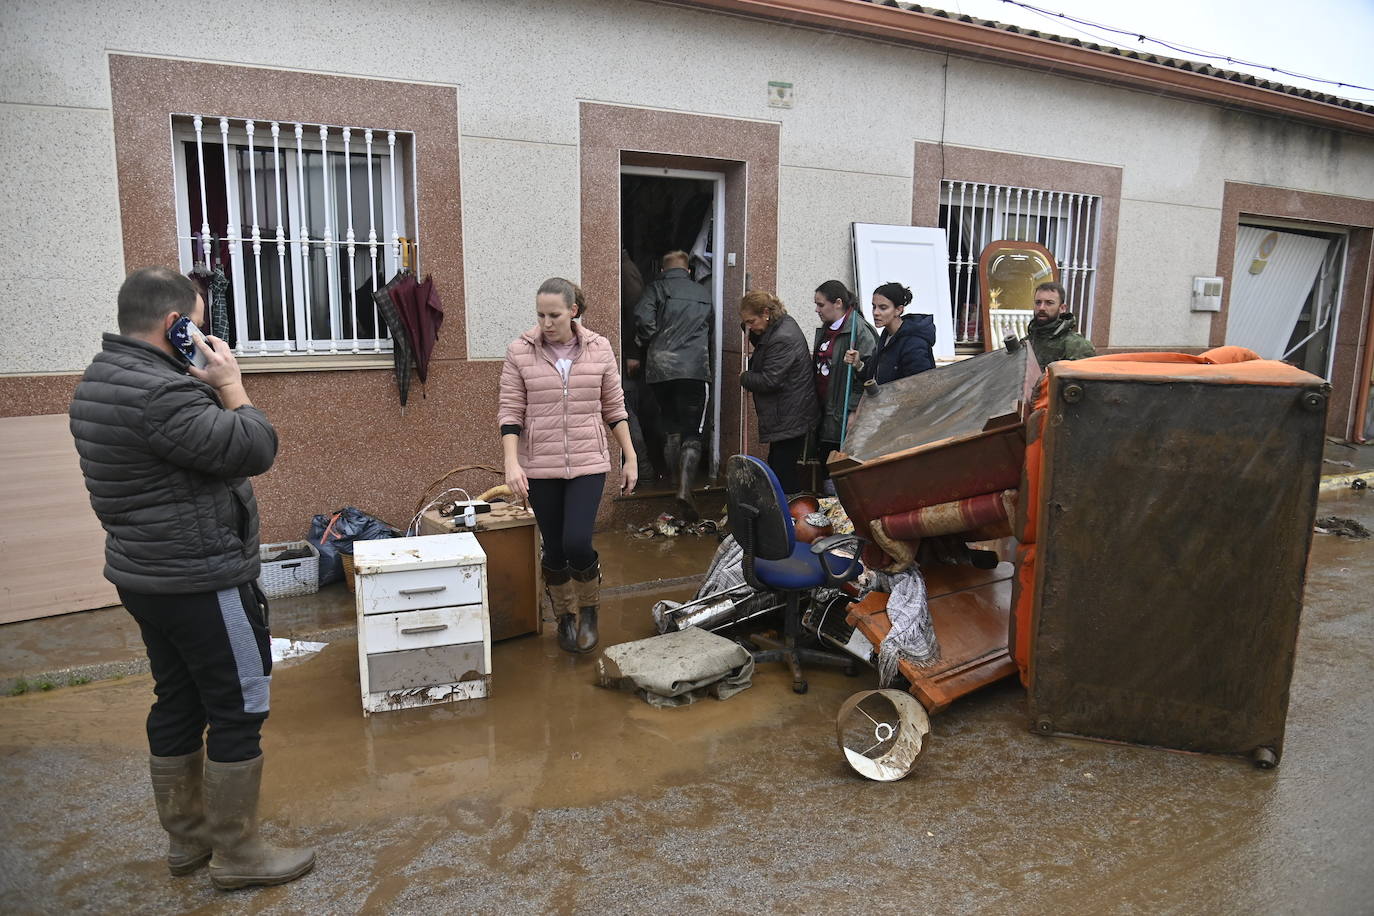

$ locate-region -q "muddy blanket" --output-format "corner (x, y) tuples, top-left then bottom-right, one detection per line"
(597, 628), (755, 708)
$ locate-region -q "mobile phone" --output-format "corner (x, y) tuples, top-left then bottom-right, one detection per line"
(167, 316), (211, 370)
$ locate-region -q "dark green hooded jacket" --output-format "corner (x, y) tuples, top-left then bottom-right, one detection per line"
(1027, 313), (1096, 369)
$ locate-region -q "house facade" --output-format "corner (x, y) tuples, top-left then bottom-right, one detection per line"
(2, 0), (1372, 543)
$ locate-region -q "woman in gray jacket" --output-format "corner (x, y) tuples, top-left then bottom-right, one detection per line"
(738, 290), (819, 494)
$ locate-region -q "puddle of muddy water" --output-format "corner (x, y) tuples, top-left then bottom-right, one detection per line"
(0, 586), (873, 825)
(263, 586), (875, 822)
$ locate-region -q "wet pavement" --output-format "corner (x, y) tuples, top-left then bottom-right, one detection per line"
(2, 497), (1372, 913)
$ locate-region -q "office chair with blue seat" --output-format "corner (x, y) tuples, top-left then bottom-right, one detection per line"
(724, 454), (866, 694)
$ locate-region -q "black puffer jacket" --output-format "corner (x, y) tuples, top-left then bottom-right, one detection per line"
(860, 314), (937, 388)
(633, 267), (713, 384)
(740, 314), (819, 443)
(69, 334), (278, 594)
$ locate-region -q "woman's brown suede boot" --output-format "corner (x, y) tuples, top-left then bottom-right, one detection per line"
(570, 558), (601, 653)
(544, 563), (579, 653)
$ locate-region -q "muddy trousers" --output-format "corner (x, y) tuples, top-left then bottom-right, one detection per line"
(118, 583), (272, 763)
(527, 474), (605, 571)
(816, 439), (840, 483)
(767, 434), (806, 495)
(652, 379), (710, 448)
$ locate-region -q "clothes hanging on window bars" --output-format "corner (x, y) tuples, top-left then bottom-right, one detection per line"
(372, 272), (415, 409)
(209, 267), (231, 341)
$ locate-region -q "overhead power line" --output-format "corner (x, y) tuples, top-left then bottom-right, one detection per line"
(997, 0), (1374, 97)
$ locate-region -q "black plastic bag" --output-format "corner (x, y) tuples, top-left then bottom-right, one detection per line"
(309, 507), (400, 585)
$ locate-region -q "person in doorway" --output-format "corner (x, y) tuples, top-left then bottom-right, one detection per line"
(634, 250), (714, 520)
(842, 282), (936, 390)
(812, 280), (878, 488)
(68, 266), (314, 890)
(500, 277), (637, 654)
(1027, 281), (1095, 369)
(739, 290), (820, 495)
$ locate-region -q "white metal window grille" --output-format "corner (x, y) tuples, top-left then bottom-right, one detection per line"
(939, 181), (1101, 348)
(171, 115), (417, 356)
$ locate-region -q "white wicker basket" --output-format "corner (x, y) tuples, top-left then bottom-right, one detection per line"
(258, 540), (320, 599)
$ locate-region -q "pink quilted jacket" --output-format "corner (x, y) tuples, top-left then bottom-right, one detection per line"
(498, 323), (629, 479)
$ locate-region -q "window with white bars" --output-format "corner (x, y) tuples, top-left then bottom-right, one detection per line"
(171, 115), (417, 357)
(939, 180), (1101, 348)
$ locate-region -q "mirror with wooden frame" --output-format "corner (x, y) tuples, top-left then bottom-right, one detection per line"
(977, 240), (1059, 352)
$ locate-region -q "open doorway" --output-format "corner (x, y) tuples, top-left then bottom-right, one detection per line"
(619, 167), (725, 497)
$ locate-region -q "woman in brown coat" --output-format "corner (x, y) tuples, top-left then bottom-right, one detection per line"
(498, 278), (637, 653)
(739, 290), (820, 495)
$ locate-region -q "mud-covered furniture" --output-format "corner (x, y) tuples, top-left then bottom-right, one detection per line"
(724, 454), (863, 694)
(831, 344), (1037, 712)
(846, 562), (1018, 714)
(354, 533), (491, 714)
(419, 503), (541, 641)
(1020, 351), (1327, 766)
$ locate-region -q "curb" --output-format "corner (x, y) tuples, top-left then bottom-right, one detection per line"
(0, 623), (361, 698)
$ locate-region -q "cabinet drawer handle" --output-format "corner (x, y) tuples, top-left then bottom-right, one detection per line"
(398, 585), (446, 595)
(400, 624), (449, 635)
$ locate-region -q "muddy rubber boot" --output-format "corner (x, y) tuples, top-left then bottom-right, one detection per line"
(544, 563), (579, 653)
(150, 749), (212, 876)
(628, 414), (656, 482)
(571, 558), (601, 653)
(663, 433), (682, 484)
(676, 440), (702, 522)
(203, 756), (315, 890)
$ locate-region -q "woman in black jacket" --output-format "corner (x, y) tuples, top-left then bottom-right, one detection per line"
(738, 289), (819, 494)
(843, 281), (936, 389)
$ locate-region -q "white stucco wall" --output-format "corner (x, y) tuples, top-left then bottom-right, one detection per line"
(1, 0), (1372, 372)
(0, 103), (123, 373)
(776, 165), (913, 319)
(460, 137), (580, 359)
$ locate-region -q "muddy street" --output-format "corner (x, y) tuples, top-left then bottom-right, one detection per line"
(2, 497), (1373, 914)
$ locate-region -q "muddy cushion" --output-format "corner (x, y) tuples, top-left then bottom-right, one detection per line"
(596, 628), (754, 708)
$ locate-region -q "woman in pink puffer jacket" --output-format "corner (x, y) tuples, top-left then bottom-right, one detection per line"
(499, 278), (637, 654)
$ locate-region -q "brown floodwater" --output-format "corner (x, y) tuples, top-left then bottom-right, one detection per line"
(2, 496), (1371, 913)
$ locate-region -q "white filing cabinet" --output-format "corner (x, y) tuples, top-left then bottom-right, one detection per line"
(353, 533), (491, 714)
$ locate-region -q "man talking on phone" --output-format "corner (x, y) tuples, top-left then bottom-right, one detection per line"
(69, 266), (314, 890)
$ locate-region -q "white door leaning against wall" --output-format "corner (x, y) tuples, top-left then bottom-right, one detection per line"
(851, 224), (956, 362)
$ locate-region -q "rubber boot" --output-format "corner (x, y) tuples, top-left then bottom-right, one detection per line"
(570, 558), (601, 654)
(676, 440), (702, 522)
(150, 749), (212, 876)
(627, 408), (656, 482)
(544, 563), (579, 653)
(203, 755), (315, 890)
(663, 433), (682, 486)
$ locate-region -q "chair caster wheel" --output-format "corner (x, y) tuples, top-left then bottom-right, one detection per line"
(793, 680), (809, 694)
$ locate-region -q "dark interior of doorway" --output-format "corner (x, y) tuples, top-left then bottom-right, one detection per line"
(620, 173), (716, 495)
(1276, 227), (1345, 379)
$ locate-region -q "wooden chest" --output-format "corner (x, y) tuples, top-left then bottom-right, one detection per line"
(419, 503), (542, 641)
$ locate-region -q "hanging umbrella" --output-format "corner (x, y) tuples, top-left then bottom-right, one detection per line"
(372, 273), (414, 408)
(392, 273), (444, 384)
